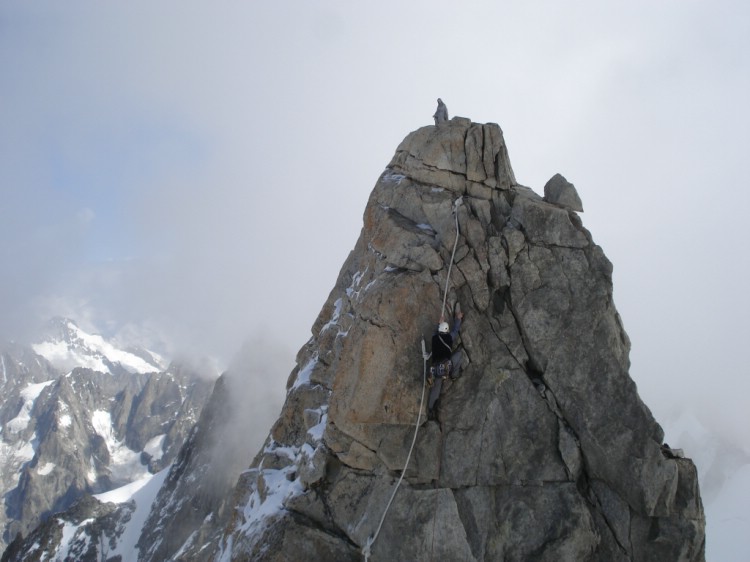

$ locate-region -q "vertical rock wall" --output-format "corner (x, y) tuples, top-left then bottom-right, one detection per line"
(218, 118), (705, 561)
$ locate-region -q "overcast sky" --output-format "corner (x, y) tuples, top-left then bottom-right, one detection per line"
(1, 1), (748, 453)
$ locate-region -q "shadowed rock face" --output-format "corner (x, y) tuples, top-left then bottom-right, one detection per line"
(214, 117), (704, 561)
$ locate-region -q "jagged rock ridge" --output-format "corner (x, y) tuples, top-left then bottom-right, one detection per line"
(0, 321), (213, 555)
(3, 116), (706, 561)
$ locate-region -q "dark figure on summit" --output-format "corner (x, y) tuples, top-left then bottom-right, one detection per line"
(433, 98), (448, 125)
(428, 309), (463, 418)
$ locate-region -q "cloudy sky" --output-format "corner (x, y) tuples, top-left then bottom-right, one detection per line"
(2, 1), (748, 453)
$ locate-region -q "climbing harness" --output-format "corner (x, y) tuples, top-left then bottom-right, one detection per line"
(362, 196), (463, 561)
(431, 359), (452, 379)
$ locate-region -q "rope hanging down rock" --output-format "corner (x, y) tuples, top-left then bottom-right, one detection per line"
(441, 197), (463, 318)
(362, 196), (463, 561)
(362, 338), (429, 561)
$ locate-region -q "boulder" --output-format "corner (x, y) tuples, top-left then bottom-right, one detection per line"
(544, 172), (584, 212)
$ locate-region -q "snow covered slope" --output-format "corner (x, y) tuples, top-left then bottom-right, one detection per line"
(1, 470), (169, 562)
(92, 469), (170, 561)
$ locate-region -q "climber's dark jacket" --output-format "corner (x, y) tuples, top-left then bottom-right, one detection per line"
(431, 317), (462, 364)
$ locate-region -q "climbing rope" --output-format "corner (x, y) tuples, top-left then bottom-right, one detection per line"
(362, 196), (463, 561)
(441, 197), (463, 318)
(361, 338), (429, 561)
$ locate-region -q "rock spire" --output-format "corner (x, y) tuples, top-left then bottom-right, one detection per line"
(216, 117), (705, 560)
(2, 116), (705, 561)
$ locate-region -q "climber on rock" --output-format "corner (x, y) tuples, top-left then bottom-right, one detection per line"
(427, 307), (463, 419)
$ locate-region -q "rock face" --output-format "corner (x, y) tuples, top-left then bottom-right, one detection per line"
(2, 117), (705, 561)
(215, 117), (705, 560)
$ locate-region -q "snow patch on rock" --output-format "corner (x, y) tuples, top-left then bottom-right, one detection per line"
(6, 380), (54, 433)
(90, 469), (169, 561)
(91, 410), (149, 484)
(143, 434), (166, 462)
(37, 462), (56, 476)
(291, 356), (318, 391)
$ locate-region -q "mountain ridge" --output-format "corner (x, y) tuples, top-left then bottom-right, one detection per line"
(2, 116), (706, 561)
(31, 317), (165, 376)
(0, 318), (213, 553)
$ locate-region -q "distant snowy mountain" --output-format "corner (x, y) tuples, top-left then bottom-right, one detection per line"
(0, 370), (253, 562)
(0, 320), (214, 554)
(32, 317), (165, 376)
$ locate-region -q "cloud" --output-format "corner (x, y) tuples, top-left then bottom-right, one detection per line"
(0, 2), (748, 459)
(1, 7), (747, 560)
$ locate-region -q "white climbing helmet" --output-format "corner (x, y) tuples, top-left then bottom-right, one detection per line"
(438, 322), (450, 334)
